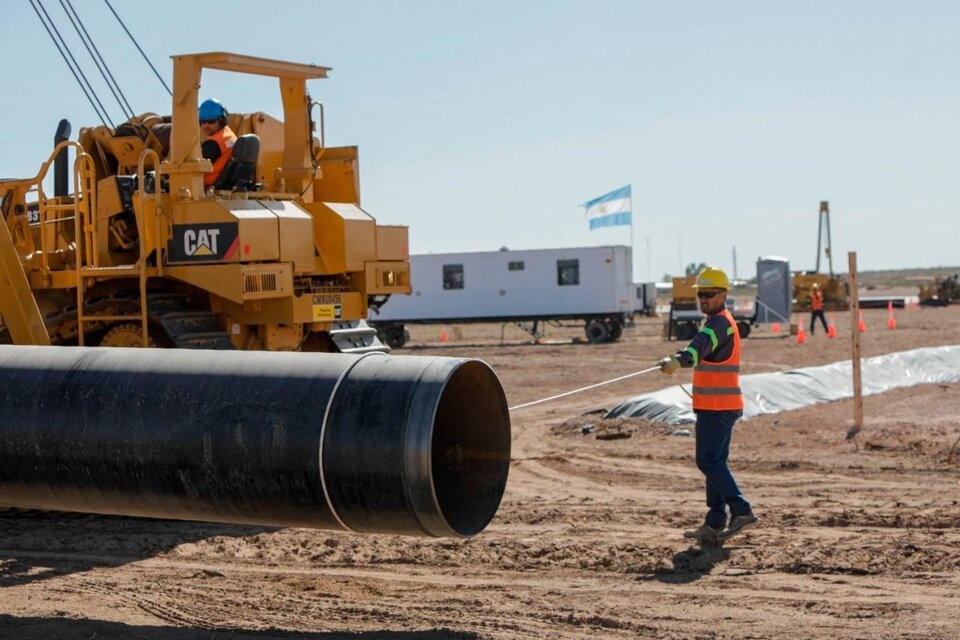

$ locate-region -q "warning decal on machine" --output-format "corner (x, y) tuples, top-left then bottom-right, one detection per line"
(312, 293), (343, 321)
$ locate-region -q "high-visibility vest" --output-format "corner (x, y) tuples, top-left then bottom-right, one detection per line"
(811, 290), (824, 311)
(691, 308), (742, 411)
(203, 125), (237, 188)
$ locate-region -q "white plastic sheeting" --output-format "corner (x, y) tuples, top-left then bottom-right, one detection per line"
(606, 345), (960, 425)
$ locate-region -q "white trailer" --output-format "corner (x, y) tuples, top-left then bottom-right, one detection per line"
(369, 246), (634, 348)
(633, 282), (658, 317)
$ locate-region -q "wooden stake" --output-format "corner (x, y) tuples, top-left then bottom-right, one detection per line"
(847, 251), (863, 439)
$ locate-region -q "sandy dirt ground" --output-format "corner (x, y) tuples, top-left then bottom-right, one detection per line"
(2, 300), (960, 639)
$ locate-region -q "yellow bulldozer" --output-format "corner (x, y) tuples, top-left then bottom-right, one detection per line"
(918, 273), (960, 306)
(0, 52), (410, 352)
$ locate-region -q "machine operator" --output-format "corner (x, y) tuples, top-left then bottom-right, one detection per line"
(199, 98), (237, 189)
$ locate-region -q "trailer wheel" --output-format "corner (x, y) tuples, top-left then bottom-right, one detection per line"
(736, 321), (752, 339)
(585, 320), (610, 344)
(675, 322), (698, 341)
(606, 319), (623, 341)
(381, 325), (409, 349)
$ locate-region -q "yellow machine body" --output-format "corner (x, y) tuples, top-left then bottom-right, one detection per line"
(0, 52), (410, 351)
(918, 274), (960, 307)
(671, 276), (698, 304)
(791, 201), (848, 312)
(792, 272), (849, 312)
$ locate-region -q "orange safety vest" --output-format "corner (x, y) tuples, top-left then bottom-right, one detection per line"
(811, 289), (824, 311)
(203, 125), (237, 188)
(691, 309), (743, 411)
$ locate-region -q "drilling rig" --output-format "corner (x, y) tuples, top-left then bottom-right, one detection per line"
(792, 201), (849, 312)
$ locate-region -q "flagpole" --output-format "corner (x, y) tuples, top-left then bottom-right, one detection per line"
(629, 184), (635, 282)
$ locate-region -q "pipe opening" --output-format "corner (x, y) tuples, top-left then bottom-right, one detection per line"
(431, 360), (511, 537)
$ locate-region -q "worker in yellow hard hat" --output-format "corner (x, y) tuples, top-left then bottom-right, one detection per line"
(656, 266), (758, 544)
(809, 282), (828, 335)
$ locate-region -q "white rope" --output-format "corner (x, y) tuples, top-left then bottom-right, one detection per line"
(508, 365), (661, 412)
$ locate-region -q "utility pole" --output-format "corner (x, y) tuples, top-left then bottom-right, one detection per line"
(645, 237), (651, 281)
(677, 232), (682, 273)
(817, 201), (834, 276)
(731, 245), (738, 280)
(847, 251), (863, 439)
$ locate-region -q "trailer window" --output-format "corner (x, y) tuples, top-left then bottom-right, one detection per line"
(508, 261), (525, 271)
(557, 259), (580, 286)
(443, 264), (464, 290)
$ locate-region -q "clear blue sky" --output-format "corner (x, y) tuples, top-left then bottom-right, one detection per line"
(3, 1), (958, 282)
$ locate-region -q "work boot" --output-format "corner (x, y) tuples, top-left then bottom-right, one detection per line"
(682, 524), (723, 543)
(719, 512), (759, 541)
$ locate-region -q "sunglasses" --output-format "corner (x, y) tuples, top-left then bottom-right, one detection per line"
(200, 119), (220, 125)
(696, 290), (722, 299)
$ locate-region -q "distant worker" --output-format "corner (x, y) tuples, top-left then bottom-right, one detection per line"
(199, 98), (237, 190)
(809, 283), (828, 335)
(656, 266), (758, 545)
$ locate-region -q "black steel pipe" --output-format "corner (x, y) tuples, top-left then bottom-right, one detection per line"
(0, 346), (510, 538)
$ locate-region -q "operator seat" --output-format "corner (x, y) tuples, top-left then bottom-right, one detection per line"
(213, 134), (260, 191)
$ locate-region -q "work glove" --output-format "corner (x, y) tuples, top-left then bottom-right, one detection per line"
(657, 356), (681, 375)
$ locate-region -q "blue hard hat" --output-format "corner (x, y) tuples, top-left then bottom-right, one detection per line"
(199, 98), (226, 121)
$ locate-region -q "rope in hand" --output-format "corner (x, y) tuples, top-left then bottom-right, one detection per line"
(508, 365), (661, 412)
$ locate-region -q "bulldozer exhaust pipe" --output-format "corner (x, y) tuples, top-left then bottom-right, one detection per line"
(0, 346), (511, 538)
(53, 119), (72, 197)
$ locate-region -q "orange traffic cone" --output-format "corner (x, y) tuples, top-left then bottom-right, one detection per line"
(827, 313), (837, 339)
(858, 310), (866, 333)
(772, 322), (780, 334)
(796, 319), (807, 344)
(887, 301), (897, 330)
(440, 326), (449, 343)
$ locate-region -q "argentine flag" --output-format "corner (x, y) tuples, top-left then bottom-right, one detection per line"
(582, 185), (631, 230)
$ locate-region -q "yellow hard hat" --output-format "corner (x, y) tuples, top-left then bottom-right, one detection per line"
(812, 283), (820, 289)
(695, 266), (730, 291)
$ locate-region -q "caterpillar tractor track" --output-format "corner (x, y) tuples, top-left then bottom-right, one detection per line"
(0, 52), (410, 353)
(24, 292), (233, 349)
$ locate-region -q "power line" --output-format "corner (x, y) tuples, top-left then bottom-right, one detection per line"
(60, 0), (135, 119)
(104, 0), (172, 97)
(28, 0), (113, 127)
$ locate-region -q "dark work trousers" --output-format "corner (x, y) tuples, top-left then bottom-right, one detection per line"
(695, 409), (751, 529)
(810, 309), (828, 334)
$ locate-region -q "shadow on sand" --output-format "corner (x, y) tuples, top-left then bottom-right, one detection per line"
(0, 511), (274, 589)
(0, 614), (478, 640)
(636, 543), (731, 584)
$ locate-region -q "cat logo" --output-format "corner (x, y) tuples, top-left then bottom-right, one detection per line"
(168, 222), (239, 262)
(184, 228), (220, 256)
